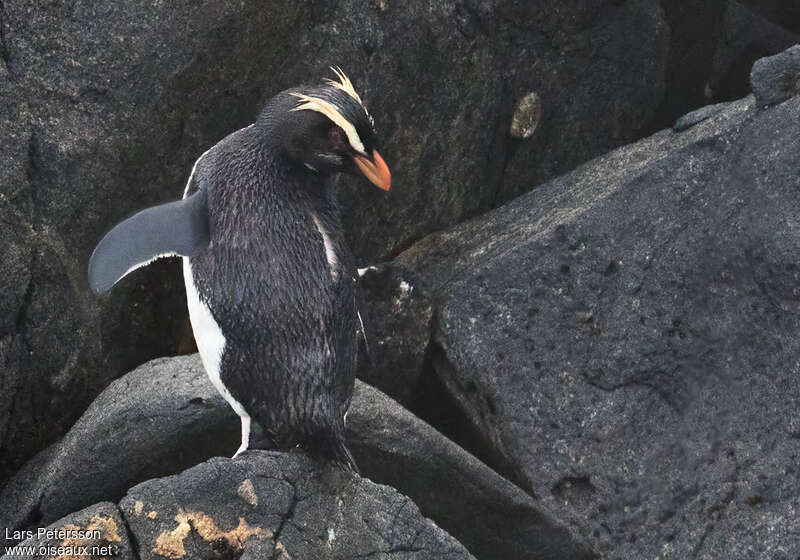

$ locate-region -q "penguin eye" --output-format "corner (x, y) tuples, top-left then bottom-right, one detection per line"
(328, 126), (347, 150)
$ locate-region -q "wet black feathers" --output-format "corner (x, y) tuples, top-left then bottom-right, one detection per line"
(189, 107), (360, 470)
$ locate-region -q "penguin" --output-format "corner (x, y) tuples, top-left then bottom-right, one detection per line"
(88, 68), (391, 471)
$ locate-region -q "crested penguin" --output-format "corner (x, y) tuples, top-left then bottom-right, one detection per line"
(88, 68), (391, 470)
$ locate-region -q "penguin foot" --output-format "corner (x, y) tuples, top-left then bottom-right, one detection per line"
(231, 415), (251, 459)
(232, 442), (249, 459)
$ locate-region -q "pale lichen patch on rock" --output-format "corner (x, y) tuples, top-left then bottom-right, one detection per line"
(152, 513), (191, 559)
(274, 540), (291, 559)
(152, 510), (269, 558)
(510, 92), (542, 139)
(237, 479), (258, 506)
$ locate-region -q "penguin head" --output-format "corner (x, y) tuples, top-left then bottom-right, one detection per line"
(259, 68), (391, 191)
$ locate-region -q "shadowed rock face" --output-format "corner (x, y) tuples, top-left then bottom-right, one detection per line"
(356, 263), (434, 407)
(0, 0), (670, 482)
(708, 1), (799, 104)
(736, 0), (800, 34)
(346, 382), (595, 560)
(397, 87), (800, 557)
(0, 354), (593, 559)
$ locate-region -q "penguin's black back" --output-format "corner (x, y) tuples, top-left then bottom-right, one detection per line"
(187, 123), (358, 461)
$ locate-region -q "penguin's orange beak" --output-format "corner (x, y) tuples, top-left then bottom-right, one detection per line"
(354, 150), (391, 191)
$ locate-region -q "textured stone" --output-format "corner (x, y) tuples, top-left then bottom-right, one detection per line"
(0, 356), (238, 533)
(750, 44), (800, 106)
(1, 502), (135, 560)
(347, 382), (594, 560)
(653, 0), (726, 127)
(708, 1), (798, 103)
(736, 0), (800, 34)
(398, 93), (800, 558)
(0, 354), (593, 559)
(672, 101), (731, 131)
(120, 452), (473, 560)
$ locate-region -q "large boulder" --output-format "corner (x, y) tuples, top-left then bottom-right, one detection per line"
(121, 452), (473, 560)
(396, 88), (800, 557)
(751, 44), (800, 106)
(1, 502), (136, 560)
(708, 1), (799, 103)
(0, 0), (670, 481)
(0, 354), (593, 559)
(0, 356), (238, 532)
(346, 382), (594, 560)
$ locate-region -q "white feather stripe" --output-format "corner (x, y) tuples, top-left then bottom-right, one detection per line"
(183, 257), (248, 419)
(116, 252), (177, 286)
(290, 93), (366, 155)
(311, 212), (339, 280)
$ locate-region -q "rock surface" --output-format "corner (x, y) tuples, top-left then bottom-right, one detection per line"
(737, 0), (800, 34)
(346, 382), (594, 560)
(356, 263), (434, 406)
(0, 0), (671, 483)
(397, 90), (800, 558)
(121, 452), (474, 560)
(672, 101), (731, 131)
(0, 354), (592, 559)
(750, 44), (800, 106)
(708, 1), (799, 103)
(0, 356), (238, 533)
(1, 502), (135, 560)
(653, 0), (726, 128)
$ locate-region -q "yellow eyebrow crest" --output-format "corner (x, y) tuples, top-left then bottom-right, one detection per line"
(324, 66), (375, 127)
(326, 66), (362, 105)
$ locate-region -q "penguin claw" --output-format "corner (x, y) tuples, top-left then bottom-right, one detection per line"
(231, 415), (251, 459)
(232, 443), (249, 459)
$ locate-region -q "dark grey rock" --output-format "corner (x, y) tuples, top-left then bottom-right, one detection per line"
(0, 0), (671, 480)
(750, 44), (800, 106)
(653, 0), (726, 127)
(736, 0), (800, 34)
(357, 263), (433, 406)
(708, 1), (799, 103)
(492, 3), (667, 204)
(0, 355), (238, 533)
(1, 354), (593, 559)
(1, 502), (136, 560)
(347, 382), (595, 560)
(119, 451), (473, 560)
(672, 101), (732, 131)
(397, 93), (800, 558)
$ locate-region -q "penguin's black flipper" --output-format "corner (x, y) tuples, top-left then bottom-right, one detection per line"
(88, 189), (210, 294)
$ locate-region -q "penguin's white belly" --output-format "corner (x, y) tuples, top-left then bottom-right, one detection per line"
(183, 257), (248, 417)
